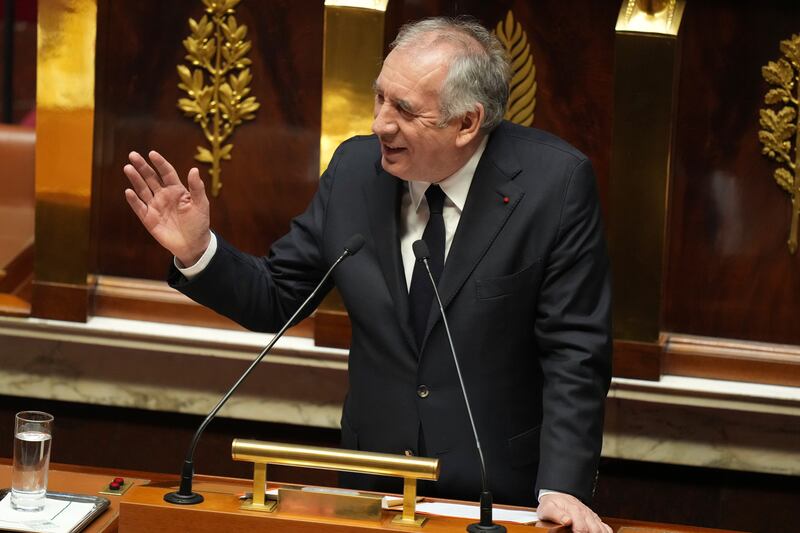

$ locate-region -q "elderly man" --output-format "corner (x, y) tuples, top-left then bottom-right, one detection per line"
(124, 17), (612, 533)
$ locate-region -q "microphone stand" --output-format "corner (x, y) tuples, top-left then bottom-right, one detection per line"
(164, 234), (364, 504)
(414, 240), (506, 533)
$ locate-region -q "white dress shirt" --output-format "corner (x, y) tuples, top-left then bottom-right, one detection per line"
(399, 136), (487, 289)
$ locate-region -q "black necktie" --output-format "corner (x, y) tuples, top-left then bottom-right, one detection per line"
(409, 185), (446, 348)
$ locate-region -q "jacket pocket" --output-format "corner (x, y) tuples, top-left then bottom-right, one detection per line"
(507, 425), (541, 467)
(475, 259), (543, 300)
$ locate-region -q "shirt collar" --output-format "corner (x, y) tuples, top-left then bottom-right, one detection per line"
(408, 135), (489, 213)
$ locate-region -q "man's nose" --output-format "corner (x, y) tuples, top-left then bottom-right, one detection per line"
(372, 104), (398, 136)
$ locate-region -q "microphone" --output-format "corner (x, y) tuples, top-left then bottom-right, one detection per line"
(164, 233), (365, 505)
(412, 239), (506, 533)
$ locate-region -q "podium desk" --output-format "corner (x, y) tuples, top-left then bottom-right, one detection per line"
(0, 462), (746, 532)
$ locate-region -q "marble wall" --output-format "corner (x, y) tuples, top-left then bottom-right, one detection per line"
(1, 316), (798, 477)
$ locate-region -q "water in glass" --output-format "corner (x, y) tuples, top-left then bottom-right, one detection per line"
(11, 412), (53, 512)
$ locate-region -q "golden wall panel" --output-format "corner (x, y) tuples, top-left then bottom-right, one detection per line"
(609, 0), (685, 343)
(32, 0), (96, 319)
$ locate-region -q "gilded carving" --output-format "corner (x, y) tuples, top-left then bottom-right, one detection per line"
(177, 0), (260, 197)
(495, 11), (536, 127)
(759, 34), (800, 254)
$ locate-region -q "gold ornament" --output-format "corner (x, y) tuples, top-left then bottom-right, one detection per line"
(495, 11), (536, 127)
(177, 0), (260, 197)
(759, 33), (800, 253)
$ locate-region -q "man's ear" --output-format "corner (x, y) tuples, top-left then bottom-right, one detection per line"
(455, 103), (485, 148)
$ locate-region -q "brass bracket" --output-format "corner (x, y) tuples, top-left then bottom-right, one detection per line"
(239, 462), (276, 512)
(390, 477), (427, 527)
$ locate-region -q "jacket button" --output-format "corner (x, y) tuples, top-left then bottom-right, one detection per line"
(417, 385), (430, 398)
(404, 449), (414, 457)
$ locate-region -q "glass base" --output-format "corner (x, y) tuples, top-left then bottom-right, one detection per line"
(10, 489), (46, 512)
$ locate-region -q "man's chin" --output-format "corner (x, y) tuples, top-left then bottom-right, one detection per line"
(380, 158), (410, 180)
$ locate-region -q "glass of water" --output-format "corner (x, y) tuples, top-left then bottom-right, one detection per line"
(11, 411), (53, 512)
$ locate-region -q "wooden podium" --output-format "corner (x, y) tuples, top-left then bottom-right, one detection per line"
(0, 462), (748, 532)
(118, 477), (546, 533)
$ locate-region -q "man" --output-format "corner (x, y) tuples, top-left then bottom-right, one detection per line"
(124, 17), (612, 533)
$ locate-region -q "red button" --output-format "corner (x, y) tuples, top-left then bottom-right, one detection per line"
(113, 477), (124, 484)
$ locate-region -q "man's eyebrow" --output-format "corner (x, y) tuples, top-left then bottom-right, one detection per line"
(395, 99), (415, 114)
(372, 81), (417, 115)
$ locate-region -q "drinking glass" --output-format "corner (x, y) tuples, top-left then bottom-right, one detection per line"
(11, 411), (54, 512)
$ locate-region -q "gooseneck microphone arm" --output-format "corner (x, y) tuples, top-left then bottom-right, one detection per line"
(412, 240), (506, 533)
(164, 234), (365, 505)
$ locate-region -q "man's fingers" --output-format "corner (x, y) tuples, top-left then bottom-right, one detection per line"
(129, 150), (164, 192)
(186, 167), (208, 205)
(571, 510), (609, 533)
(123, 163), (153, 203)
(148, 150), (181, 186)
(124, 188), (148, 222)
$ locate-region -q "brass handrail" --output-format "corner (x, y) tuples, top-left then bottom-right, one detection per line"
(232, 439), (439, 526)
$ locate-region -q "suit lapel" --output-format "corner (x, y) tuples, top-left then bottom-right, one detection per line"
(363, 164), (418, 353)
(420, 127), (525, 349)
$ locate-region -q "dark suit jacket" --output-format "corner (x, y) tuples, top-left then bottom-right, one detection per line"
(169, 120), (612, 506)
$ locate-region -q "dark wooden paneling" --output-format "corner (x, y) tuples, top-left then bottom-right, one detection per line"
(30, 280), (88, 322)
(664, 1), (800, 345)
(0, 395), (340, 488)
(91, 275), (314, 336)
(663, 334), (800, 387)
(92, 0), (324, 280)
(595, 458), (798, 533)
(613, 340), (663, 381)
(0, 1), (37, 123)
(314, 309), (351, 348)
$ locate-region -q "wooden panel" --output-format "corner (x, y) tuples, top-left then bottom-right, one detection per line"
(0, 1), (37, 123)
(30, 280), (89, 321)
(314, 309), (351, 348)
(595, 458), (794, 533)
(664, 1), (800, 345)
(92, 275), (313, 337)
(0, 395), (342, 488)
(613, 340), (663, 381)
(120, 484), (549, 533)
(91, 0), (324, 281)
(663, 334), (800, 387)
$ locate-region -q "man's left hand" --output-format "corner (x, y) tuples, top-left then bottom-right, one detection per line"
(537, 492), (612, 533)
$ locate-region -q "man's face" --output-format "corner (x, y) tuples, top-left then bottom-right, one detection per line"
(372, 45), (465, 183)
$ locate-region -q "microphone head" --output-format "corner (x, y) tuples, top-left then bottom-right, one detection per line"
(343, 234), (365, 256)
(412, 239), (430, 261)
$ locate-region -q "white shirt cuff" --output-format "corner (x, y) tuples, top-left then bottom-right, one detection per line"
(175, 231), (217, 279)
(538, 489), (559, 503)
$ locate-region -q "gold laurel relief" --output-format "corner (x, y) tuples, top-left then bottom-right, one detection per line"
(177, 0), (260, 197)
(759, 33), (800, 254)
(495, 10), (536, 127)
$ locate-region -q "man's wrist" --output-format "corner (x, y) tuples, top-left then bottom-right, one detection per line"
(175, 231), (217, 279)
(538, 489), (563, 503)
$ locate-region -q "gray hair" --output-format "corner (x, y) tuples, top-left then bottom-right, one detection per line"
(391, 17), (510, 132)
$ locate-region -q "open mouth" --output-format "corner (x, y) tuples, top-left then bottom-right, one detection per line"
(382, 143), (406, 155)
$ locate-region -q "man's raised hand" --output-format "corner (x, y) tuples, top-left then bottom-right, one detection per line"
(123, 151), (211, 267)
